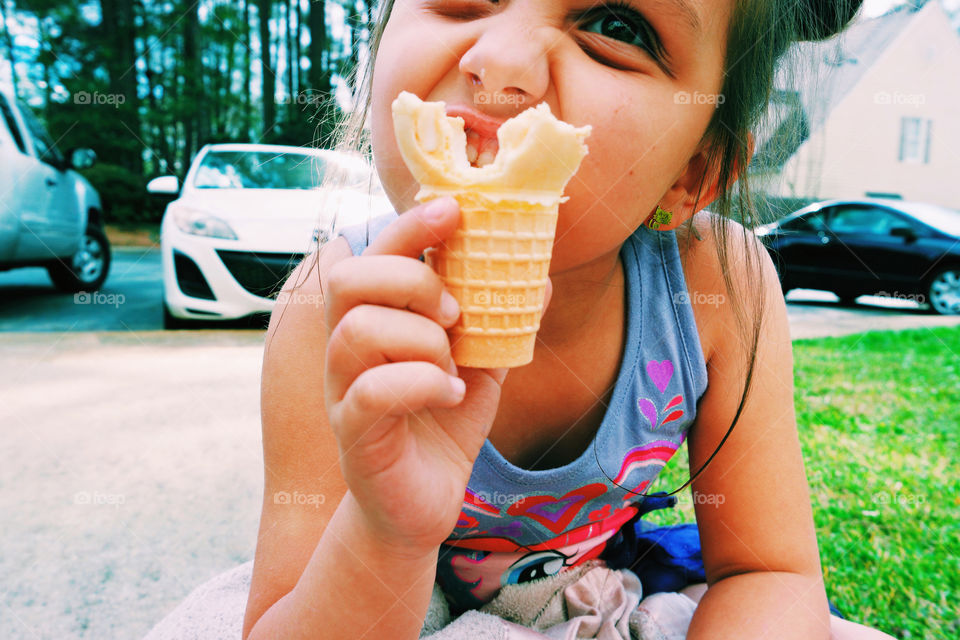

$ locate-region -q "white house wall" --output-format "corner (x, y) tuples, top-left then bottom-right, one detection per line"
(770, 2), (960, 210)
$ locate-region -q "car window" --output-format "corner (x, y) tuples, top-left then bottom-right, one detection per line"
(17, 101), (65, 167)
(194, 150), (326, 189)
(0, 94), (27, 154)
(781, 211), (827, 232)
(827, 206), (909, 235)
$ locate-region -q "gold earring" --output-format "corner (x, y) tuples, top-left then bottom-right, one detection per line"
(647, 205), (673, 230)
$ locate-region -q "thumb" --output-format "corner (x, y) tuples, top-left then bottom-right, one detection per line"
(485, 275), (553, 386)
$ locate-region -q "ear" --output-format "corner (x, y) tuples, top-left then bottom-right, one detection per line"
(646, 132), (755, 231)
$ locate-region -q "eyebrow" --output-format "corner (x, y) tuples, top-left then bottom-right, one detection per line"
(646, 0), (702, 36)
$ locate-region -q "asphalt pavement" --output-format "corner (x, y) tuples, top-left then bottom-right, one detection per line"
(1, 248), (959, 639)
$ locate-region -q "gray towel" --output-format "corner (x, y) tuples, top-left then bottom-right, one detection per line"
(143, 559), (697, 640)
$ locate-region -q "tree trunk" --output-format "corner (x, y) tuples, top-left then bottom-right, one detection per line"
(287, 0), (296, 122)
(257, 0), (276, 135)
(295, 0), (303, 98)
(0, 0), (17, 99)
(182, 0), (203, 167)
(307, 0), (329, 98)
(243, 0), (253, 140)
(100, 0), (143, 172)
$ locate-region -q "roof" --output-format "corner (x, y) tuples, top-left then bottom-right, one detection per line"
(752, 5), (922, 169)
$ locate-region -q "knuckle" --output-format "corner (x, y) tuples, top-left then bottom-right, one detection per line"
(337, 305), (375, 346)
(350, 371), (382, 414)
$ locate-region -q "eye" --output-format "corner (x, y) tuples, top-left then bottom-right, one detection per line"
(504, 551), (567, 584)
(579, 2), (661, 59)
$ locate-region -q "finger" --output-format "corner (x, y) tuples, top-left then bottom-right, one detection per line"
(324, 255), (461, 333)
(326, 305), (458, 402)
(362, 196), (460, 259)
(331, 361), (466, 451)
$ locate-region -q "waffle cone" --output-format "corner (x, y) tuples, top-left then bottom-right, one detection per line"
(424, 192), (558, 368)
(391, 91), (591, 368)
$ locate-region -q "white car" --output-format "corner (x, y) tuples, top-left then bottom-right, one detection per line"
(0, 89), (108, 292)
(150, 143), (392, 328)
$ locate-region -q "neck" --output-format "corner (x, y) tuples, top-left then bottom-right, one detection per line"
(536, 249), (624, 353)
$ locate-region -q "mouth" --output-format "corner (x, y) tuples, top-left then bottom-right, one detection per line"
(445, 105), (507, 169)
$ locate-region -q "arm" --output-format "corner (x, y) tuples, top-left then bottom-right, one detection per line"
(682, 219), (831, 639)
(243, 241), (438, 640)
(248, 491), (439, 640)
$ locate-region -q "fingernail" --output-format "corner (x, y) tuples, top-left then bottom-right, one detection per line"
(426, 196), (457, 220)
(448, 376), (466, 398)
(441, 290), (460, 321)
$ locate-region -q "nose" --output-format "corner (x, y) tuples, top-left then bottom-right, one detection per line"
(459, 20), (553, 110)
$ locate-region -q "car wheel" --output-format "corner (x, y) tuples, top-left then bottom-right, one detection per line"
(926, 267), (960, 315)
(47, 224), (112, 293)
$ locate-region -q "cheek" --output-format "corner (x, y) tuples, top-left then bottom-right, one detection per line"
(370, 9), (462, 212)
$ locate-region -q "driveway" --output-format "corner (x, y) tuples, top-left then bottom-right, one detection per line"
(0, 331), (266, 640)
(1, 246), (957, 337)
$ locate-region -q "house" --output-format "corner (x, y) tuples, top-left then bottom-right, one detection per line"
(751, 1), (960, 211)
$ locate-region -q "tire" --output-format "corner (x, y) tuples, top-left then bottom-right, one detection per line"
(926, 267), (960, 315)
(47, 224), (111, 293)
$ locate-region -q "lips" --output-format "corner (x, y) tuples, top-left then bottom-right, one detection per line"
(445, 104), (507, 168)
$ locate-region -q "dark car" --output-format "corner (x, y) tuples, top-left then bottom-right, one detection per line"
(756, 199), (960, 315)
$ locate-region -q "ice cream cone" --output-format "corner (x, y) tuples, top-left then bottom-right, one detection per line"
(392, 91), (591, 368)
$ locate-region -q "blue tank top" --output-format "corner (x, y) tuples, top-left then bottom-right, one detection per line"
(335, 212), (709, 613)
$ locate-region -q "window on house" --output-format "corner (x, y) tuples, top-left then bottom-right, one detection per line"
(899, 117), (931, 164)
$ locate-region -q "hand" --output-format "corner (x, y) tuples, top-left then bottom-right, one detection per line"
(323, 196), (552, 556)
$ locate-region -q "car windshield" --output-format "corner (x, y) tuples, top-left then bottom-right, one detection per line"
(193, 150), (324, 189)
(899, 203), (960, 237)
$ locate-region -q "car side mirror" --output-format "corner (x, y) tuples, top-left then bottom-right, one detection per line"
(147, 175), (180, 195)
(69, 148), (97, 170)
(890, 226), (916, 241)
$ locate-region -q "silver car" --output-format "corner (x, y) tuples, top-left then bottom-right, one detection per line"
(0, 89), (109, 292)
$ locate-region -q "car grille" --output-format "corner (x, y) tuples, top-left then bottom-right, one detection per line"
(173, 250), (217, 301)
(216, 250), (304, 299)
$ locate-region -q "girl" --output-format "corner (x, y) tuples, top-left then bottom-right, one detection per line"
(244, 1), (898, 638)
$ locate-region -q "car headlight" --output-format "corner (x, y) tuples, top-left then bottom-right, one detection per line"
(171, 207), (238, 240)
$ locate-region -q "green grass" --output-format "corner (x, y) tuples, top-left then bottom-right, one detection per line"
(643, 326), (960, 639)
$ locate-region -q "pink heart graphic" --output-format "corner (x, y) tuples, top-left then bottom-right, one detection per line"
(646, 360), (674, 393)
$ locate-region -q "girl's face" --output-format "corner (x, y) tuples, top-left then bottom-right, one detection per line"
(370, 0), (732, 273)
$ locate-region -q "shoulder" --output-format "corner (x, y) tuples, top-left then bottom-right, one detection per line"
(673, 211), (784, 367)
